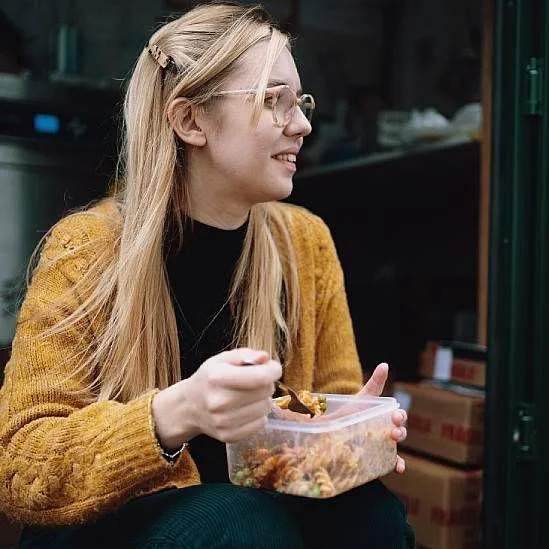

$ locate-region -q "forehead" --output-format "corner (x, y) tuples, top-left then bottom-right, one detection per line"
(230, 43), (302, 92)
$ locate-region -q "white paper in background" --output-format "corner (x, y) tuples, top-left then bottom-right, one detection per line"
(393, 391), (412, 413)
(434, 347), (453, 381)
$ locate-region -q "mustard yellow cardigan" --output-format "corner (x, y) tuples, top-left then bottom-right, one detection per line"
(0, 199), (362, 526)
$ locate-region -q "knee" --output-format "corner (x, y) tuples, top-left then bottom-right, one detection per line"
(164, 485), (303, 549)
(213, 487), (303, 549)
(363, 482), (415, 548)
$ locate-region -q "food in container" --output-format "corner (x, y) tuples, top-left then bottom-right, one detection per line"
(227, 394), (399, 498)
(275, 390), (327, 417)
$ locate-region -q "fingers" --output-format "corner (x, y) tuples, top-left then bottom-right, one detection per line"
(395, 455), (406, 474)
(206, 348), (281, 391)
(357, 362), (389, 397)
(390, 410), (407, 442)
(390, 426), (407, 442)
(208, 360), (282, 391)
(220, 414), (269, 443)
(207, 398), (272, 439)
(392, 409), (407, 427)
(218, 348), (270, 366)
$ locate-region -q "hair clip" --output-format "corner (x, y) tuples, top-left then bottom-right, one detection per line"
(146, 43), (175, 70)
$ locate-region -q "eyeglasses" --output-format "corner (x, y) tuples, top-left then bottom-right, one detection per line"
(212, 84), (315, 127)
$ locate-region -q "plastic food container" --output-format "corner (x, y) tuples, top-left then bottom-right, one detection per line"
(226, 394), (399, 498)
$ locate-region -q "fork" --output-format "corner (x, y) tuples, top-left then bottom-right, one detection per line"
(240, 360), (315, 415)
(274, 380), (315, 415)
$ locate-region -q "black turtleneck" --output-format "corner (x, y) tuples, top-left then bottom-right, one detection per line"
(166, 218), (248, 483)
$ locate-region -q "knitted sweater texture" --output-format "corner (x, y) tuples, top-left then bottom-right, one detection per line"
(0, 199), (362, 527)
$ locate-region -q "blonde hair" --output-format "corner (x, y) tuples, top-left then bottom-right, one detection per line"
(28, 2), (300, 402)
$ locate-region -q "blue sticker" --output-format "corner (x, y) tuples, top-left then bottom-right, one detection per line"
(34, 114), (61, 134)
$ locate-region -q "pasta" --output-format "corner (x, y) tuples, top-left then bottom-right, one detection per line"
(231, 422), (396, 498)
(229, 394), (399, 498)
(274, 390), (327, 417)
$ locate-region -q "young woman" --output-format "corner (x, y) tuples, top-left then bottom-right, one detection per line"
(0, 3), (414, 548)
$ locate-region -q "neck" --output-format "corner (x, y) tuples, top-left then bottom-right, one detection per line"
(186, 157), (251, 230)
(190, 201), (250, 230)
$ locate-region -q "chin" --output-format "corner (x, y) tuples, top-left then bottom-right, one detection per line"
(271, 178), (294, 201)
(251, 175), (293, 203)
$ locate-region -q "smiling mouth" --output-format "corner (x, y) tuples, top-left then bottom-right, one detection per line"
(272, 153), (297, 163)
(272, 153), (297, 173)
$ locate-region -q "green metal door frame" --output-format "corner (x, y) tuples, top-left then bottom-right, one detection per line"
(485, 1), (547, 548)
(533, 1), (549, 546)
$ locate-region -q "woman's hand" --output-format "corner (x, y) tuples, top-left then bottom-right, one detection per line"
(152, 348), (281, 450)
(358, 362), (407, 474)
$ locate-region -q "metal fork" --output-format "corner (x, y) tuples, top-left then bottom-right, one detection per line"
(240, 360), (315, 415)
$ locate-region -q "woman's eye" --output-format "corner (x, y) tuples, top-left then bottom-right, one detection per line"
(264, 95), (275, 108)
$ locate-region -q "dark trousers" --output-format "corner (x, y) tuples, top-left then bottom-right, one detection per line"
(18, 480), (415, 549)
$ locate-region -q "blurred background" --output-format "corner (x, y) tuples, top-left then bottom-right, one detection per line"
(0, 0), (483, 378)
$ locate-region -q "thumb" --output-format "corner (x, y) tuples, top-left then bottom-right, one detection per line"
(358, 362), (389, 397)
(219, 348), (270, 366)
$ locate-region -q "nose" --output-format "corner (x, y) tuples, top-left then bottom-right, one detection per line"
(283, 106), (312, 138)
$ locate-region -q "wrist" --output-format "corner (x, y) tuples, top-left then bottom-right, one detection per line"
(152, 380), (199, 450)
(158, 442), (188, 464)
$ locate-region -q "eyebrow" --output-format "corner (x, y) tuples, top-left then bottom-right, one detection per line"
(267, 79), (303, 95)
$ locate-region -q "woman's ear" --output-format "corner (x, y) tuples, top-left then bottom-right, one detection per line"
(167, 97), (207, 147)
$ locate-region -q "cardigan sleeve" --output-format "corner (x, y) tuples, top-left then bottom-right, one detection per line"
(310, 219), (363, 395)
(0, 214), (187, 526)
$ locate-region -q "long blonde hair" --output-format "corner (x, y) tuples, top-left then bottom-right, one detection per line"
(29, 2), (300, 402)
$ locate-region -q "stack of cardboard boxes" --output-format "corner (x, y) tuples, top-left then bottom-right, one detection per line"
(382, 340), (486, 549)
(419, 341), (486, 389)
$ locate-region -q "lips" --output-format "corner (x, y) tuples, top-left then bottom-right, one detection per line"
(272, 153), (297, 163)
(272, 155), (297, 174)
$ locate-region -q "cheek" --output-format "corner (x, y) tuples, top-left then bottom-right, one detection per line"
(219, 130), (274, 173)
(207, 107), (279, 178)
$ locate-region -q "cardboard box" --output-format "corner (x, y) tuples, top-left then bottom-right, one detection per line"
(393, 381), (484, 465)
(420, 341), (486, 388)
(0, 512), (21, 546)
(382, 452), (482, 549)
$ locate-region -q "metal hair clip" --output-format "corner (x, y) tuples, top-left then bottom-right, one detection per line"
(147, 43), (175, 70)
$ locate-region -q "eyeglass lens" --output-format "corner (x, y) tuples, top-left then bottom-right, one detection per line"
(275, 87), (314, 125)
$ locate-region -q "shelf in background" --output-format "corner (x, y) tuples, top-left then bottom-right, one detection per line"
(295, 136), (479, 181)
(289, 137), (479, 212)
(286, 134), (481, 376)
